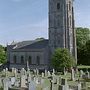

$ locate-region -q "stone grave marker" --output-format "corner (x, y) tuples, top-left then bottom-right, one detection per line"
(52, 76), (57, 84)
(71, 68), (75, 81)
(15, 81), (20, 87)
(47, 71), (51, 77)
(45, 69), (47, 77)
(36, 68), (39, 76)
(85, 70), (90, 79)
(53, 69), (55, 73)
(20, 75), (27, 88)
(10, 77), (16, 85)
(80, 70), (84, 78)
(77, 82), (81, 90)
(29, 81), (36, 90)
(57, 77), (61, 85)
(3, 78), (9, 90)
(42, 72), (44, 78)
(61, 78), (67, 86)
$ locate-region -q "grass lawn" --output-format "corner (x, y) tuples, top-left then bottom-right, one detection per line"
(77, 65), (90, 69)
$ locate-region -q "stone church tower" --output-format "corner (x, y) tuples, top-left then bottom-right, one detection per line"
(49, 0), (77, 62)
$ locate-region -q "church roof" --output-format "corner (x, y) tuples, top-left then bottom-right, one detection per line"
(10, 39), (49, 50)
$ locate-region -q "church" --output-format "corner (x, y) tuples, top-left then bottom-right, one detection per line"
(7, 0), (77, 70)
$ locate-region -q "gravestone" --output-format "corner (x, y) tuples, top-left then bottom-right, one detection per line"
(52, 76), (57, 84)
(42, 72), (44, 78)
(14, 68), (17, 78)
(81, 82), (86, 89)
(45, 70), (47, 77)
(10, 77), (16, 85)
(85, 71), (90, 79)
(58, 85), (64, 90)
(3, 78), (9, 90)
(29, 81), (36, 90)
(71, 68), (75, 81)
(36, 69), (39, 76)
(35, 77), (41, 84)
(57, 77), (61, 85)
(60, 79), (69, 90)
(28, 74), (32, 83)
(80, 70), (84, 78)
(5, 68), (8, 77)
(61, 78), (67, 85)
(53, 69), (55, 74)
(34, 69), (36, 75)
(15, 81), (20, 87)
(77, 82), (81, 90)
(47, 71), (51, 77)
(20, 75), (27, 88)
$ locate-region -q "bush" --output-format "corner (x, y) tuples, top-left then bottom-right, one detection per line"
(51, 48), (76, 71)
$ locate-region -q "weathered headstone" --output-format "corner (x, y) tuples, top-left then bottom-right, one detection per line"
(58, 85), (64, 90)
(52, 76), (57, 84)
(20, 75), (27, 88)
(47, 71), (51, 77)
(3, 78), (9, 90)
(80, 70), (84, 78)
(45, 70), (47, 77)
(77, 82), (81, 90)
(10, 77), (16, 85)
(15, 81), (20, 87)
(57, 77), (61, 85)
(42, 72), (44, 78)
(71, 68), (75, 81)
(61, 78), (67, 85)
(29, 81), (36, 90)
(85, 70), (90, 79)
(36, 69), (39, 76)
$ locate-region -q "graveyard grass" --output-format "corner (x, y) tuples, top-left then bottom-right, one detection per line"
(0, 67), (90, 90)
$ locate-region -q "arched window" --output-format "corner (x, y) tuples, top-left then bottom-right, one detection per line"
(36, 56), (40, 65)
(28, 56), (32, 65)
(21, 56), (24, 64)
(57, 3), (60, 10)
(13, 55), (17, 63)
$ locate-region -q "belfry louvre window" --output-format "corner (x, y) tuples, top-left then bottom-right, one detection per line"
(57, 3), (60, 10)
(13, 55), (17, 63)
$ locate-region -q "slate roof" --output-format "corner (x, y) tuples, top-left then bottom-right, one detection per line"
(11, 39), (49, 50)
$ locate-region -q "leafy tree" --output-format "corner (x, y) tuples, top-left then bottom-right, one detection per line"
(76, 27), (90, 65)
(0, 45), (6, 64)
(76, 27), (90, 49)
(51, 48), (75, 70)
(78, 40), (90, 65)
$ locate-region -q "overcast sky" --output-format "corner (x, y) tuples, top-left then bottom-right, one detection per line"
(0, 0), (90, 45)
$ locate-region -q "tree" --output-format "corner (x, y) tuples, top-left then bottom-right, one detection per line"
(76, 27), (90, 49)
(76, 27), (90, 65)
(78, 40), (90, 65)
(0, 45), (6, 64)
(51, 48), (75, 70)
